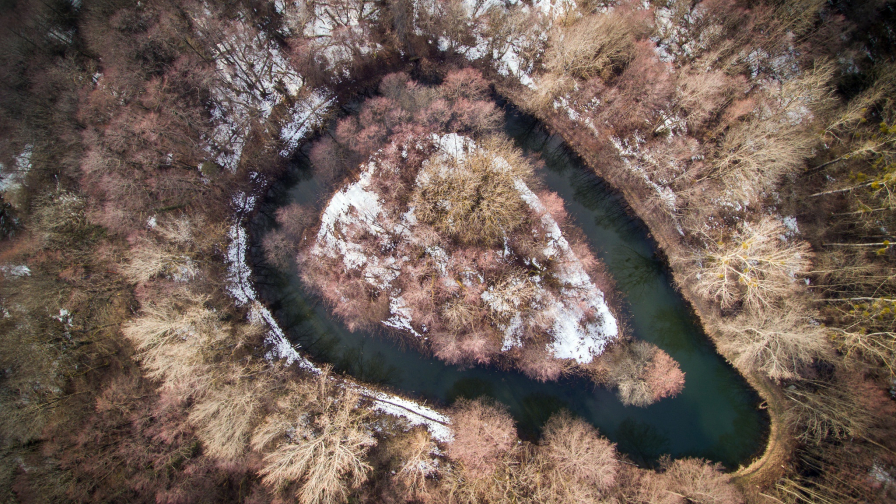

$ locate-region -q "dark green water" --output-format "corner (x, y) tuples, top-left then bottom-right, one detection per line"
(249, 106), (767, 469)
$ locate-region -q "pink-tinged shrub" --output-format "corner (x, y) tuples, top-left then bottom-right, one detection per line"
(448, 398), (516, 473)
(262, 230), (295, 270)
(432, 333), (464, 365)
(441, 68), (490, 101)
(643, 349), (685, 402)
(415, 98), (452, 129)
(458, 330), (500, 365)
(335, 116), (361, 146)
(309, 136), (349, 180)
(605, 341), (685, 407)
(517, 344), (567, 382)
(450, 97), (499, 133)
(275, 203), (312, 239)
(359, 96), (405, 130)
(538, 190), (568, 224)
(379, 72), (411, 100)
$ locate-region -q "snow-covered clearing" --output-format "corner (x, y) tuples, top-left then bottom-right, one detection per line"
(610, 135), (679, 215)
(277, 0), (382, 80)
(513, 178), (618, 361)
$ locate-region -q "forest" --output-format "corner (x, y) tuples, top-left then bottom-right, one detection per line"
(0, 0), (895, 502)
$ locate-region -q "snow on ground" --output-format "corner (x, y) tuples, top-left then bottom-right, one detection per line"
(0, 144), (32, 192)
(651, 5), (710, 64)
(274, 0), (382, 79)
(312, 161), (403, 282)
(310, 134), (618, 364)
(0, 264), (31, 278)
(279, 91), (334, 156)
(431, 132), (475, 161)
(781, 215), (799, 239)
(194, 14), (332, 171)
(513, 178), (618, 361)
(496, 47), (536, 88)
(610, 135), (679, 215)
(530, 0), (577, 17)
(383, 296), (423, 338)
(225, 190), (317, 371)
(426, 0), (553, 89)
(347, 382), (454, 442)
(553, 97), (600, 135)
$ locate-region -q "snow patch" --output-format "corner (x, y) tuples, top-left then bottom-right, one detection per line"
(610, 136), (679, 212)
(0, 145), (32, 192)
(346, 382), (454, 442)
(0, 264), (31, 278)
(279, 91), (334, 157)
(782, 215), (799, 237)
(383, 296), (422, 337)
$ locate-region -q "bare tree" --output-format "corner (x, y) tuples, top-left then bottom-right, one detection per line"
(679, 217), (813, 310)
(709, 62), (834, 203)
(605, 341), (684, 407)
(661, 457), (744, 504)
(447, 397), (516, 474)
(122, 238), (199, 284)
(251, 373), (375, 504)
(540, 411), (618, 491)
(717, 301), (831, 381)
(389, 427), (438, 500)
(121, 215), (223, 283)
(412, 136), (533, 245)
(544, 9), (644, 80)
(785, 375), (876, 444)
(188, 364), (271, 459)
(120, 293), (226, 396)
(675, 66), (740, 132)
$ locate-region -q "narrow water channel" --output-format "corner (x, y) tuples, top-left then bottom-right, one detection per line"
(248, 105), (768, 469)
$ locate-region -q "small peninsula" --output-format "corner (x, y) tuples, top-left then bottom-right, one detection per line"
(266, 71), (685, 405)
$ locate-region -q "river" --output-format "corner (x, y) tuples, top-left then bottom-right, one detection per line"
(248, 104), (767, 469)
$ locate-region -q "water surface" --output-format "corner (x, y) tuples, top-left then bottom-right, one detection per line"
(249, 106), (767, 468)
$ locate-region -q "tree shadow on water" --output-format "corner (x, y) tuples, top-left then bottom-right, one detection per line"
(647, 306), (701, 355)
(611, 244), (663, 301)
(615, 417), (671, 469)
(446, 377), (496, 404)
(517, 393), (569, 440)
(334, 339), (402, 386)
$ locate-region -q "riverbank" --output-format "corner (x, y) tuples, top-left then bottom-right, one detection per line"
(494, 83), (787, 484)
